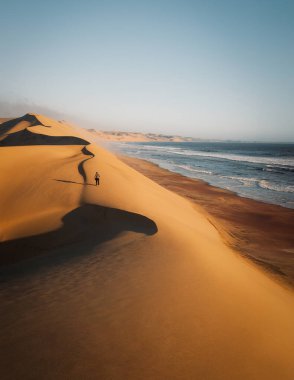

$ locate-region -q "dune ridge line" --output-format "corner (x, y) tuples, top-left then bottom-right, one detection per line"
(0, 113), (294, 380)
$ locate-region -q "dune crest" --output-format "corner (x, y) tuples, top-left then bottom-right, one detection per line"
(1, 114), (294, 379)
(0, 114), (157, 247)
(0, 127), (90, 146)
(0, 113), (46, 136)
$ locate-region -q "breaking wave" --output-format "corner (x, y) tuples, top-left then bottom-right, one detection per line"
(258, 180), (294, 193)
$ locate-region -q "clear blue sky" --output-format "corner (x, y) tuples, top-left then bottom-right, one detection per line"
(0, 0), (293, 141)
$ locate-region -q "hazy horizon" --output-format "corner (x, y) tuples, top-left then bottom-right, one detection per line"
(1, 0), (293, 142)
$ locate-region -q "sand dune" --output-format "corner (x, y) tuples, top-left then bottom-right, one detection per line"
(86, 128), (195, 142)
(0, 204), (157, 265)
(0, 114), (294, 379)
(122, 155), (294, 285)
(0, 127), (90, 146)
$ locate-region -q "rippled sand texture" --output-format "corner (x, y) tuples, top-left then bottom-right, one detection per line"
(0, 114), (294, 380)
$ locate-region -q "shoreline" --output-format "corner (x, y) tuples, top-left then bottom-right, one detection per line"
(109, 140), (294, 211)
(2, 114), (294, 379)
(120, 154), (294, 287)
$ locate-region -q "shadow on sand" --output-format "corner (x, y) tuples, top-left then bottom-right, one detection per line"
(0, 204), (158, 269)
(0, 128), (90, 146)
(53, 146), (95, 186)
(0, 113), (44, 136)
(78, 146), (95, 183)
(53, 179), (96, 186)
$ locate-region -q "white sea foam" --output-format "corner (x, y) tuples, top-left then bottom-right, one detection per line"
(258, 180), (294, 193)
(120, 143), (294, 207)
(264, 164), (294, 173)
(171, 150), (294, 167)
(221, 176), (259, 187)
(124, 144), (294, 167)
(176, 164), (213, 175)
(137, 145), (180, 152)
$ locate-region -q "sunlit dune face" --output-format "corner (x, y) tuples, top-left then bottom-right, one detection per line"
(0, 114), (294, 380)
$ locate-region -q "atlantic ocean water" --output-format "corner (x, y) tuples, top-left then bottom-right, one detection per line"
(112, 141), (294, 209)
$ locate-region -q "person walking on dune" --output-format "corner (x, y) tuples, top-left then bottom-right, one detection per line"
(95, 171), (100, 186)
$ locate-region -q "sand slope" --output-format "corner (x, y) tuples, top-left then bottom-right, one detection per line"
(0, 114), (294, 380)
(122, 155), (294, 285)
(85, 128), (194, 142)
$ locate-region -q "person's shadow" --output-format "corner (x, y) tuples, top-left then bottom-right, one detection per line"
(53, 179), (96, 186)
(53, 147), (96, 186)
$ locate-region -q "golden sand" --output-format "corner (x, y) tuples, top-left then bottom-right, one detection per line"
(0, 114), (294, 379)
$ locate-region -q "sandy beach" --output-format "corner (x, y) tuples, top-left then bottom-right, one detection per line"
(121, 155), (294, 287)
(1, 114), (294, 380)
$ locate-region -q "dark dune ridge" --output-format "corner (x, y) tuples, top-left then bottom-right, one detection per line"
(78, 146), (95, 182)
(0, 127), (90, 146)
(0, 204), (158, 266)
(0, 113), (44, 135)
(0, 113), (91, 146)
(1, 114), (294, 380)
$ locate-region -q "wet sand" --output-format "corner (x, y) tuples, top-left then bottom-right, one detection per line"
(121, 155), (294, 287)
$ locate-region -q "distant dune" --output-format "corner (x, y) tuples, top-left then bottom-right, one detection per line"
(86, 128), (196, 142)
(1, 113), (294, 380)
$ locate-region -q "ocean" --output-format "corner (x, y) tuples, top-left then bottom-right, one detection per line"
(112, 141), (294, 209)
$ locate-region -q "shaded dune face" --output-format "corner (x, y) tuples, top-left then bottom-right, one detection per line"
(0, 113), (90, 145)
(1, 114), (294, 380)
(0, 204), (158, 265)
(78, 146), (95, 182)
(0, 128), (90, 146)
(0, 113), (44, 135)
(0, 114), (157, 265)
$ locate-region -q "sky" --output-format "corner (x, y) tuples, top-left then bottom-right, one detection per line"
(0, 0), (293, 141)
